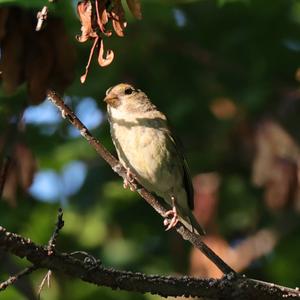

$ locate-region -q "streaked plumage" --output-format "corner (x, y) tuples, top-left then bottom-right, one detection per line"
(104, 83), (204, 235)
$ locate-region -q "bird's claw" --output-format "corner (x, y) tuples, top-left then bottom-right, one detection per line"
(112, 163), (122, 173)
(163, 207), (179, 231)
(123, 168), (136, 191)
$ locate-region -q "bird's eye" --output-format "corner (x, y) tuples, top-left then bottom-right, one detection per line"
(124, 88), (133, 95)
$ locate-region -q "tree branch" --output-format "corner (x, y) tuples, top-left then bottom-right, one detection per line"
(0, 265), (37, 292)
(0, 225), (299, 299)
(46, 89), (235, 276)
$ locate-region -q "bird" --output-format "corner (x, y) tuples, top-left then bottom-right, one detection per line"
(104, 83), (205, 235)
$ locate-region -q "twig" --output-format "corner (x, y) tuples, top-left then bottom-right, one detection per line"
(0, 157), (10, 198)
(36, 6), (48, 31)
(47, 90), (235, 275)
(0, 265), (37, 292)
(0, 225), (299, 299)
(36, 0), (59, 31)
(37, 270), (52, 297)
(47, 208), (64, 255)
(37, 208), (64, 297)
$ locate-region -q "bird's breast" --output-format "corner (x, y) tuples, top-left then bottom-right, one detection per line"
(111, 120), (178, 192)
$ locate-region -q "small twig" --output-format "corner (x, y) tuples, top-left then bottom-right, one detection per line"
(36, 0), (59, 31)
(47, 90), (235, 275)
(0, 265), (37, 292)
(36, 6), (48, 31)
(37, 270), (52, 297)
(0, 157), (11, 198)
(47, 208), (64, 255)
(70, 251), (101, 267)
(38, 209), (64, 297)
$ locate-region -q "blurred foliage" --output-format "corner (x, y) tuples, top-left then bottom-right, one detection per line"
(1, 0), (300, 299)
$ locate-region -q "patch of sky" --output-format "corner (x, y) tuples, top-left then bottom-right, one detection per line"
(68, 97), (104, 137)
(173, 9), (187, 28)
(283, 38), (300, 52)
(29, 160), (87, 204)
(23, 100), (61, 125)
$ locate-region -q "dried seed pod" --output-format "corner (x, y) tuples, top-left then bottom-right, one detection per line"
(110, 0), (127, 37)
(95, 0), (112, 36)
(0, 140), (36, 207)
(76, 0), (142, 82)
(0, 9), (26, 94)
(98, 38), (114, 67)
(0, 7), (10, 41)
(2, 161), (18, 207)
(25, 28), (54, 104)
(0, 7), (75, 103)
(46, 19), (76, 93)
(77, 0), (97, 42)
(15, 143), (37, 190)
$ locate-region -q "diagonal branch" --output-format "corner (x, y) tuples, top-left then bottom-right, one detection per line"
(46, 89), (234, 275)
(0, 225), (299, 299)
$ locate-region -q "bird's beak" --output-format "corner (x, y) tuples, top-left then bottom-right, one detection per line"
(103, 93), (120, 108)
(104, 94), (115, 104)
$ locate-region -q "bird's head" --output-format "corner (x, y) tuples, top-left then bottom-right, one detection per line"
(104, 83), (156, 117)
(104, 83), (140, 108)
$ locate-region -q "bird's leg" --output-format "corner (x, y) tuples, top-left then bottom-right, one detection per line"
(123, 167), (136, 191)
(163, 196), (179, 231)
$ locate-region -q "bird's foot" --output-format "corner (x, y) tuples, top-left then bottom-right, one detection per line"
(123, 168), (136, 191)
(163, 206), (179, 231)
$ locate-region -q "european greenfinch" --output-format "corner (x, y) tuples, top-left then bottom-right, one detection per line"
(104, 83), (205, 235)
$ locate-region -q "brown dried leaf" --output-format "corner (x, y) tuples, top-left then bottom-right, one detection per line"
(210, 97), (238, 120)
(2, 162), (18, 207)
(95, 0), (112, 36)
(264, 158), (297, 211)
(190, 235), (230, 278)
(190, 230), (278, 279)
(110, 0), (127, 37)
(25, 27), (54, 104)
(77, 0), (97, 42)
(46, 19), (76, 92)
(15, 143), (37, 190)
(252, 120), (299, 187)
(98, 39), (114, 67)
(1, 142), (36, 207)
(0, 7), (10, 41)
(0, 9), (26, 94)
(193, 173), (220, 228)
(126, 0), (142, 20)
(252, 120), (300, 211)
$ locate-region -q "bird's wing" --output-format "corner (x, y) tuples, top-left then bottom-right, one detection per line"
(148, 111), (194, 210)
(166, 130), (194, 210)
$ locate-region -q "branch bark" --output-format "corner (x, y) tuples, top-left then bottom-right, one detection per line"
(0, 225), (299, 300)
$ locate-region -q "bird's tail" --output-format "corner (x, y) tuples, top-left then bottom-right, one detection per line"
(188, 211), (206, 235)
(180, 211), (205, 235)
